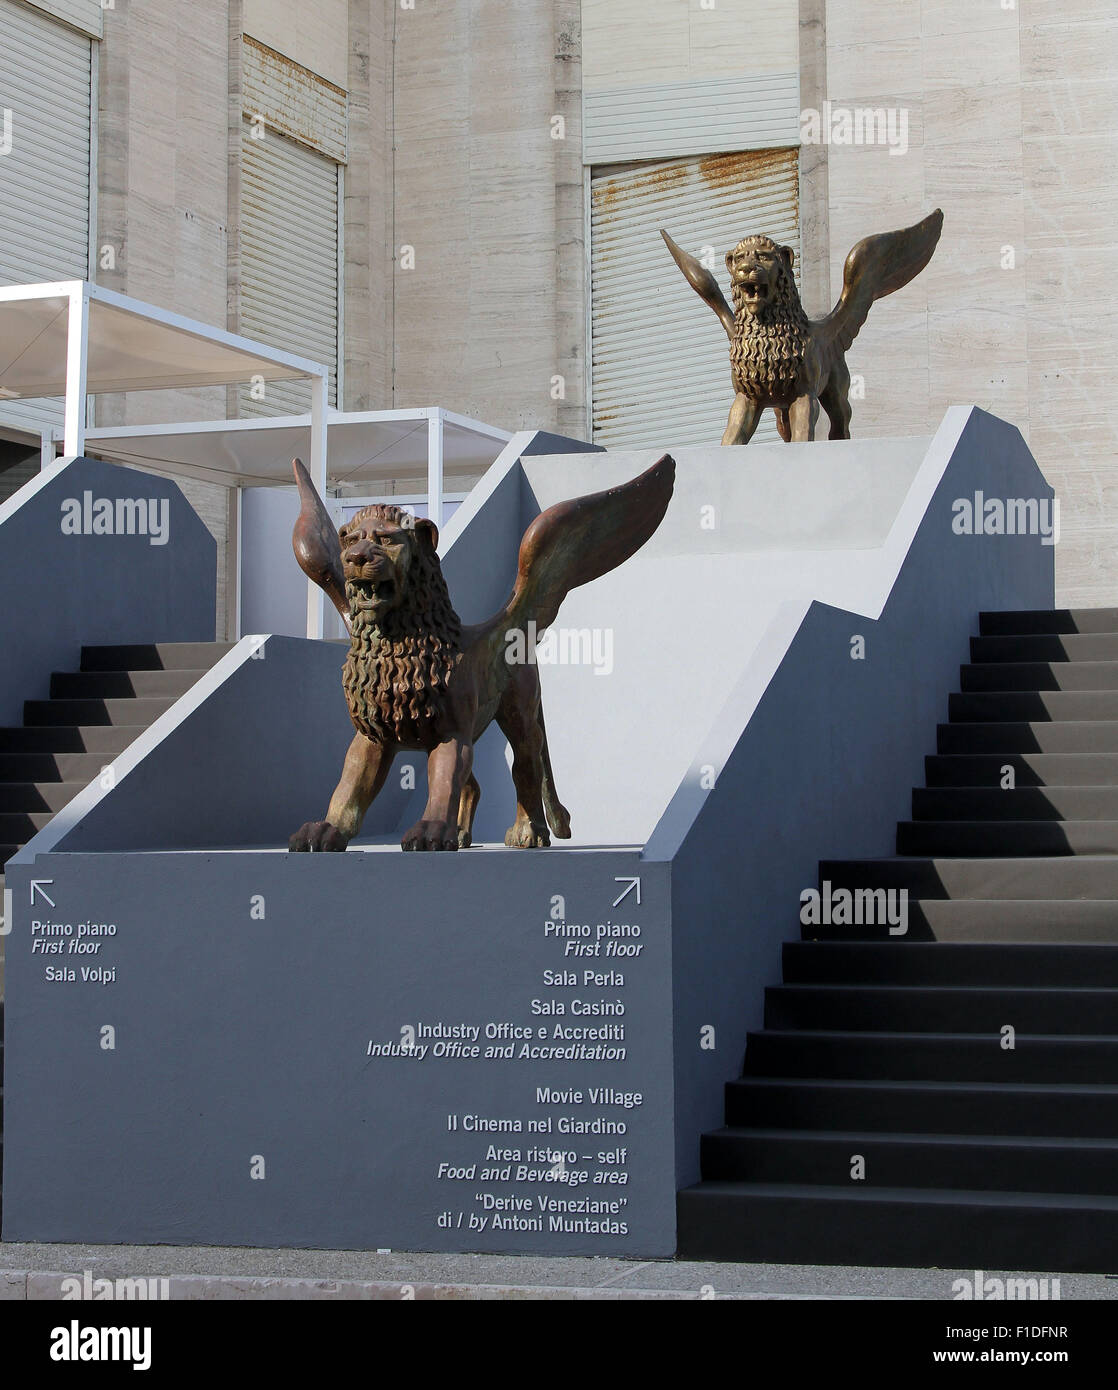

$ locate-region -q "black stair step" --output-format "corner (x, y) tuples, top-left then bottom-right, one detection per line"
(980, 608), (1118, 636)
(742, 1029), (1118, 1084)
(783, 941), (1118, 987)
(0, 752), (116, 783)
(0, 782), (86, 813)
(897, 819), (1118, 856)
(726, 1076), (1118, 1137)
(0, 845), (20, 867)
(0, 811), (53, 839)
(22, 697), (176, 727)
(79, 642), (234, 672)
(925, 753), (1118, 787)
(0, 455), (38, 504)
(938, 720), (1118, 753)
(971, 632), (1118, 663)
(0, 725), (146, 755)
(960, 660), (1118, 692)
(821, 854), (1118, 899)
(950, 690), (1118, 722)
(49, 669), (205, 699)
(696, 604), (1118, 1269)
(913, 786), (1118, 821)
(764, 984), (1118, 1035)
(701, 1126), (1118, 1195)
(676, 1181), (1118, 1271)
(803, 899), (1118, 944)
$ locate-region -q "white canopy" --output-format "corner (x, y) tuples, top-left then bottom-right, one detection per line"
(0, 281), (328, 437)
(77, 408), (512, 496)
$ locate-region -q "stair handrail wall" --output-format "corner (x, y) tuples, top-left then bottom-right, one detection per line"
(0, 456), (217, 730)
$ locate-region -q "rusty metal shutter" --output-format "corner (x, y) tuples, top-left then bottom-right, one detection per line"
(242, 35), (347, 164)
(584, 73), (801, 166)
(0, 0), (92, 436)
(239, 124), (339, 416)
(590, 148), (800, 449)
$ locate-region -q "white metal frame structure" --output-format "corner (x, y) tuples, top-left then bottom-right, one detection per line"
(74, 408), (511, 533)
(74, 408), (512, 642)
(0, 279), (331, 635)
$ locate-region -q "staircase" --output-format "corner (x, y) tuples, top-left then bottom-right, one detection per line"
(0, 642), (232, 875)
(678, 608), (1118, 1272)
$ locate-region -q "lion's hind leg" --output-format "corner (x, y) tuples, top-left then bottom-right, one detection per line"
(497, 666), (551, 849)
(537, 702), (571, 839)
(457, 773), (481, 848)
(820, 358), (853, 440)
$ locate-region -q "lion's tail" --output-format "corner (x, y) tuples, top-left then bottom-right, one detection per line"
(538, 705), (571, 839)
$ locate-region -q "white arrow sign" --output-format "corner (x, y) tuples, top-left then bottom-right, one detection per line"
(30, 879), (56, 908)
(612, 876), (641, 908)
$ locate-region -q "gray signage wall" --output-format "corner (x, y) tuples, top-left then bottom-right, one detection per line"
(3, 850), (676, 1255)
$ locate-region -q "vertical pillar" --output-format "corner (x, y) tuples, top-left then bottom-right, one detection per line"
(427, 407), (444, 534)
(306, 371), (329, 638)
(63, 284), (90, 458)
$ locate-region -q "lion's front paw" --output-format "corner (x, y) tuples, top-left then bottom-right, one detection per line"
(289, 820), (349, 853)
(402, 820), (459, 852)
(505, 819), (551, 849)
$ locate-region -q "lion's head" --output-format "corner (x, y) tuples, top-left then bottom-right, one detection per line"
(339, 505), (437, 624)
(726, 236), (799, 320)
(337, 503), (463, 746)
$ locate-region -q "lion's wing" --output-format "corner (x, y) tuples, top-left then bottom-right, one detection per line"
(492, 453), (675, 646)
(818, 209), (943, 357)
(661, 230), (736, 340)
(292, 458), (352, 633)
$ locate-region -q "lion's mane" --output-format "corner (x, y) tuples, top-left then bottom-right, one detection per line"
(727, 236), (812, 401)
(340, 503), (463, 746)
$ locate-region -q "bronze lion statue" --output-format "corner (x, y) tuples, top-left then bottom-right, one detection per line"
(661, 209), (943, 444)
(288, 453), (674, 852)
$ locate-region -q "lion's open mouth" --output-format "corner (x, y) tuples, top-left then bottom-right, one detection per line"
(347, 577), (396, 610)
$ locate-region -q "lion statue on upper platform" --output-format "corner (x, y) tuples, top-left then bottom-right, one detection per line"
(661, 209), (943, 445)
(287, 454), (674, 854)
